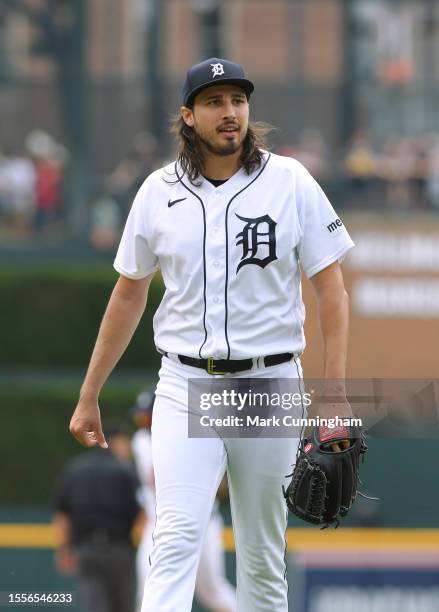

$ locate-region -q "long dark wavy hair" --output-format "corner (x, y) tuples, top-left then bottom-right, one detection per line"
(170, 115), (274, 186)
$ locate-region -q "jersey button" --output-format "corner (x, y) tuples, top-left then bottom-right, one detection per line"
(213, 261), (220, 268)
(213, 296), (219, 304)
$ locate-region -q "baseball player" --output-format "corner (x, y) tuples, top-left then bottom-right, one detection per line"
(70, 57), (354, 611)
(130, 390), (236, 611)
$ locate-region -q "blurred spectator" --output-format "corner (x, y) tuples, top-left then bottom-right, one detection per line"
(379, 137), (417, 210)
(89, 196), (122, 252)
(52, 422), (144, 612)
(90, 131), (161, 253)
(277, 128), (330, 181)
(0, 146), (36, 234)
(410, 136), (430, 209)
(295, 128), (330, 181)
(25, 130), (68, 235)
(342, 129), (379, 209)
(427, 135), (439, 209)
(106, 132), (160, 214)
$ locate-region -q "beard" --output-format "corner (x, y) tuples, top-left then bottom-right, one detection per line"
(194, 123), (247, 157)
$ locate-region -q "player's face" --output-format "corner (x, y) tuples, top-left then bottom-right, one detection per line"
(108, 434), (132, 461)
(135, 412), (152, 430)
(181, 85), (249, 157)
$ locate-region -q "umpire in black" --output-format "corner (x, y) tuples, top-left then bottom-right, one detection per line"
(52, 422), (144, 612)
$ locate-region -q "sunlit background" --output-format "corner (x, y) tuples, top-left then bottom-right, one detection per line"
(1, 1), (439, 611)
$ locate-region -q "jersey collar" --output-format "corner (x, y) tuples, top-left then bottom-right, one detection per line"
(175, 150), (270, 199)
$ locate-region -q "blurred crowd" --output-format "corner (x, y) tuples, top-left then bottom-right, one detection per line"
(278, 129), (439, 212)
(89, 132), (162, 252)
(2, 128), (439, 247)
(0, 131), (68, 239)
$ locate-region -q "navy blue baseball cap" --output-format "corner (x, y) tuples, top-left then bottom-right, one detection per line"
(129, 390), (155, 417)
(182, 58), (254, 107)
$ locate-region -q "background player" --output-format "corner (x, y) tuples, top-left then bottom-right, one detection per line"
(70, 57), (354, 611)
(53, 423), (144, 612)
(131, 389), (236, 612)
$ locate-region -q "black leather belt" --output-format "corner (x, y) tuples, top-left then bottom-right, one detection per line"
(77, 529), (132, 546)
(161, 351), (294, 374)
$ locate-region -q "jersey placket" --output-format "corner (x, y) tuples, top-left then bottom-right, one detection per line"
(203, 190), (228, 359)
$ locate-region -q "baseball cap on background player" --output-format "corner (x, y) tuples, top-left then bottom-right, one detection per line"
(182, 57), (254, 108)
(129, 389), (155, 417)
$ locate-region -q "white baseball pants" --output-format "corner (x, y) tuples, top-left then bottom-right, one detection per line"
(140, 356), (302, 612)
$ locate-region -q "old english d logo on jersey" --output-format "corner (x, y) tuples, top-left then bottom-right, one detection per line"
(235, 213), (277, 274)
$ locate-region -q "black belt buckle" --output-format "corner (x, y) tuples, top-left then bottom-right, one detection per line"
(207, 357), (228, 375)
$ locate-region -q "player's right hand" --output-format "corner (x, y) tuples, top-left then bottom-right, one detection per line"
(69, 398), (108, 448)
(55, 545), (78, 576)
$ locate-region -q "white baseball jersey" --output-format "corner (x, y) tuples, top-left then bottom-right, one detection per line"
(114, 151), (354, 359)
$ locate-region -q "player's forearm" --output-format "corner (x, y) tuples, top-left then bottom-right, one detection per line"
(317, 286), (349, 382)
(80, 275), (151, 399)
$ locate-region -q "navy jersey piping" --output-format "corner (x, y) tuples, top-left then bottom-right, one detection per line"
(174, 163), (208, 358)
(224, 153), (272, 359)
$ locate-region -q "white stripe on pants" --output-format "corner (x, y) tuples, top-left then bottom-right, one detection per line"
(140, 356), (302, 612)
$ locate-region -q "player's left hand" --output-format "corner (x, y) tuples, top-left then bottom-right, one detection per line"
(283, 420), (367, 527)
(321, 400), (353, 452)
(329, 439), (350, 452)
(306, 391), (354, 453)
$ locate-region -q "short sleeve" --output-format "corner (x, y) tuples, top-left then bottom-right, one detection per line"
(296, 166), (354, 278)
(120, 465), (143, 522)
(113, 182), (159, 279)
(52, 471), (72, 513)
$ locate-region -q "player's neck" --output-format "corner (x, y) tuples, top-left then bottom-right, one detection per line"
(202, 150), (243, 180)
